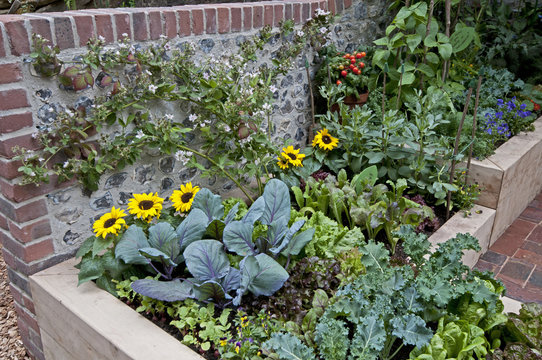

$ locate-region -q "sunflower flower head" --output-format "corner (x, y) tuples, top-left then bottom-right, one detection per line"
(170, 182), (201, 212)
(312, 128), (339, 151)
(93, 206), (127, 238)
(281, 145), (305, 167)
(127, 192), (164, 221)
(277, 156), (289, 170)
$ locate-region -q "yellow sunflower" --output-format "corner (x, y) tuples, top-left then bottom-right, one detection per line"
(312, 128), (339, 151)
(277, 156), (289, 170)
(127, 192), (164, 220)
(281, 146), (305, 167)
(170, 182), (201, 212)
(93, 207), (127, 238)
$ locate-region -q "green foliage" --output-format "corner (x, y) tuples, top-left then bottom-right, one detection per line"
(263, 332), (315, 360)
(30, 34), (61, 77)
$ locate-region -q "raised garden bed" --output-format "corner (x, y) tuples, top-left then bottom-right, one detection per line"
(469, 116), (542, 245)
(30, 205), (523, 360)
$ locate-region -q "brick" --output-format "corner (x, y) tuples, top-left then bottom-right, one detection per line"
(0, 112), (33, 134)
(3, 16), (30, 56)
(217, 7), (230, 34)
(320, 0), (327, 11)
(9, 218), (52, 244)
(253, 5), (263, 28)
(520, 206), (542, 224)
(12, 249), (76, 277)
(479, 250), (508, 266)
(14, 302), (39, 330)
(274, 4), (284, 27)
(0, 158), (23, 180)
(284, 3), (293, 20)
(1, 232), (54, 263)
(28, 17), (53, 43)
(344, 0), (352, 9)
(490, 218), (536, 256)
(474, 259), (497, 273)
(230, 7), (241, 32)
(0, 175), (74, 203)
(522, 240), (542, 256)
(71, 14), (95, 46)
(0, 198), (48, 223)
(163, 11), (177, 39)
(0, 63), (22, 85)
(205, 8), (217, 34)
(528, 225), (542, 243)
(0, 213), (8, 230)
(149, 11), (162, 40)
(95, 14), (114, 44)
(1, 246), (17, 268)
(177, 9), (191, 36)
(243, 7), (252, 31)
(293, 3), (301, 24)
(302, 3), (310, 22)
(0, 89), (29, 111)
(514, 248), (542, 267)
(264, 5), (273, 26)
(29, 327), (42, 350)
(528, 268), (542, 288)
(0, 132), (39, 158)
(192, 9), (204, 35)
(114, 13), (131, 41)
(498, 277), (542, 304)
(23, 293), (36, 317)
(0, 23), (6, 57)
(498, 259), (534, 286)
(53, 16), (75, 50)
(7, 267), (31, 294)
(8, 283), (24, 305)
(328, 0), (336, 15)
(133, 12), (148, 41)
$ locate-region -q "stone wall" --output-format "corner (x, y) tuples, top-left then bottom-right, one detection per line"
(0, 0), (389, 358)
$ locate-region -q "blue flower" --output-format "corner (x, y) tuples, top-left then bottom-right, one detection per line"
(495, 111), (503, 119)
(507, 101), (516, 111)
(486, 128), (492, 135)
(497, 99), (504, 106)
(520, 103), (527, 110)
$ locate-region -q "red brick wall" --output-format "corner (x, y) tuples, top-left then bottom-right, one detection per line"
(0, 0), (352, 359)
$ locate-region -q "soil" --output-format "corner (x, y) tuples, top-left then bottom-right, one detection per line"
(0, 245), (32, 360)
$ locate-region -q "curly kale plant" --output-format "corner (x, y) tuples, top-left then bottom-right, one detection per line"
(114, 179), (314, 306)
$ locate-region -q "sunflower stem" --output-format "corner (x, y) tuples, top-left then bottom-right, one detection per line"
(176, 145), (255, 204)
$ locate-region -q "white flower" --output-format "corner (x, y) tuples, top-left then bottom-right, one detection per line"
(159, 34), (167, 40)
(65, 109), (74, 117)
(262, 103), (272, 111)
(135, 130), (145, 139)
(320, 27), (328, 34)
(223, 124), (231, 132)
(98, 35), (106, 42)
(118, 43), (127, 49)
(121, 33), (128, 38)
(269, 85), (278, 93)
(165, 114), (174, 121)
(29, 171), (36, 177)
(63, 160), (70, 168)
(38, 157), (44, 162)
(31, 133), (39, 139)
(297, 30), (305, 37)
(145, 70), (153, 76)
(148, 84), (158, 94)
(189, 114), (198, 122)
(174, 150), (192, 165)
(164, 43), (171, 51)
(315, 8), (330, 16)
(203, 72), (210, 80)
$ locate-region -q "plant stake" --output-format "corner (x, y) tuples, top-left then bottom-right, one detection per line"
(306, 58), (316, 145)
(446, 87), (473, 220)
(466, 76), (483, 181)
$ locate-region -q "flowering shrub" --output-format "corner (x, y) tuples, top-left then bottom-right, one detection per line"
(483, 97), (535, 138)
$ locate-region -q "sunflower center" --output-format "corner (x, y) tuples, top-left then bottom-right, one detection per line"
(139, 200), (154, 210)
(181, 192), (193, 203)
(104, 218), (117, 228)
(287, 152), (297, 160)
(322, 135), (332, 144)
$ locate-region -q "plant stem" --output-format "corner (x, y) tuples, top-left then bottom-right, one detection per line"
(387, 342), (405, 360)
(466, 76), (482, 181)
(176, 144), (255, 203)
(446, 87), (472, 220)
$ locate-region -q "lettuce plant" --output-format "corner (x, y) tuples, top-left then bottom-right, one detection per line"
(114, 179), (314, 306)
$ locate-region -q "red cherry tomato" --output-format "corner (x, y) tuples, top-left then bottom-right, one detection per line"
(356, 53), (362, 59)
(359, 62), (365, 69)
(349, 64), (355, 70)
(360, 52), (366, 58)
(341, 70), (347, 77)
(345, 53), (351, 58)
(336, 80), (342, 85)
(350, 58), (356, 64)
(353, 67), (359, 73)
